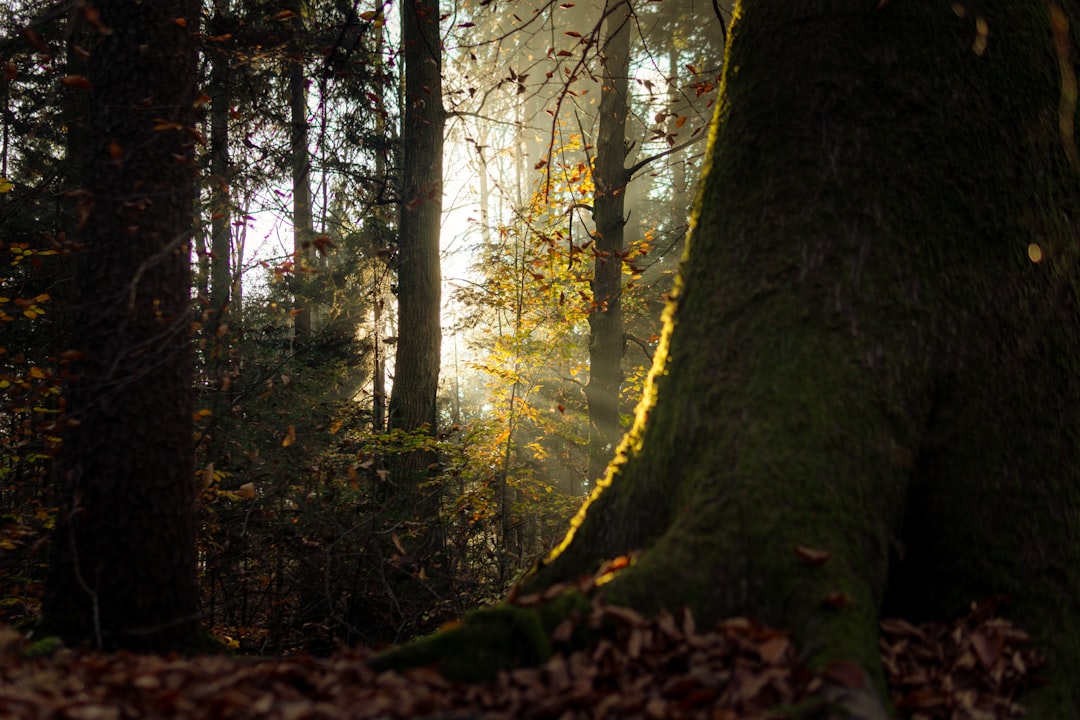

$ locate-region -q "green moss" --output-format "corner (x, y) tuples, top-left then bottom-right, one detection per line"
(505, 3), (1080, 713)
(368, 592), (594, 683)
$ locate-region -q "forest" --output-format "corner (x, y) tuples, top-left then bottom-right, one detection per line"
(1, 0), (1080, 718)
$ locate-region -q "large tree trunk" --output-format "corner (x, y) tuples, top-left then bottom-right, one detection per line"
(585, 0), (631, 485)
(43, 0), (202, 653)
(523, 0), (1080, 714)
(374, 1), (1080, 711)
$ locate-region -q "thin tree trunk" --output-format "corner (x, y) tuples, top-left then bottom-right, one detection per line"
(290, 1), (314, 339)
(208, 0), (233, 366)
(585, 0), (631, 483)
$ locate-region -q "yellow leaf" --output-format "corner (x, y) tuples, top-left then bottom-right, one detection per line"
(0, 178), (12, 193)
(282, 424), (296, 447)
(28, 367), (46, 379)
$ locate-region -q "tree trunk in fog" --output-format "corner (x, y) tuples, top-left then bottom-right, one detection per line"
(585, 0), (631, 484)
(388, 0), (444, 449)
(526, 1), (1080, 714)
(43, 0), (202, 653)
(290, 1), (314, 339)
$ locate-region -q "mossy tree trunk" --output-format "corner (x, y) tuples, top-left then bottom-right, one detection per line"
(523, 0), (1080, 714)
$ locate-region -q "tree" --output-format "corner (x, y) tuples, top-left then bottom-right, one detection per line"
(585, 0), (631, 483)
(387, 0), (444, 460)
(42, 0), (203, 652)
(383, 1), (1080, 714)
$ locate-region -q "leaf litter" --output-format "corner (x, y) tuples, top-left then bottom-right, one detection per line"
(0, 597), (1042, 719)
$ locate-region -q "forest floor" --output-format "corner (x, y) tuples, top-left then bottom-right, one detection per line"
(0, 597), (1042, 720)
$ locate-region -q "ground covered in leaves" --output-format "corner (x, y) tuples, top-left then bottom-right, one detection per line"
(0, 598), (1042, 720)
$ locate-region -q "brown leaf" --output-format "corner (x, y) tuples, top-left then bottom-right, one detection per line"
(821, 592), (851, 609)
(971, 630), (1003, 669)
(824, 658), (866, 689)
(795, 545), (831, 565)
(60, 75), (92, 91)
(756, 635), (791, 665)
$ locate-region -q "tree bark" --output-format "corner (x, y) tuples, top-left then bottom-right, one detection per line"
(523, 0), (1080, 714)
(207, 0), (233, 369)
(387, 0), (444, 447)
(43, 0), (202, 653)
(585, 0), (631, 485)
(290, 0), (314, 340)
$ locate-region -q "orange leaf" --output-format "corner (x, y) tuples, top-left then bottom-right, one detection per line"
(795, 545), (831, 565)
(282, 424), (296, 447)
(60, 75), (92, 91)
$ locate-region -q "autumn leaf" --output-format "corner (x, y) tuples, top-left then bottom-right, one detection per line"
(237, 482), (256, 499)
(282, 425), (296, 447)
(795, 545), (831, 565)
(822, 592), (851, 609)
(824, 658), (866, 689)
(20, 28), (50, 54)
(60, 75), (92, 91)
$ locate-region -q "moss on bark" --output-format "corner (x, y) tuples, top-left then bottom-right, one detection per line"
(524, 0), (1080, 714)
(378, 2), (1080, 716)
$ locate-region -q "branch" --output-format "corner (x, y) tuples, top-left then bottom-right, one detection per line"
(625, 133), (708, 179)
(623, 332), (654, 362)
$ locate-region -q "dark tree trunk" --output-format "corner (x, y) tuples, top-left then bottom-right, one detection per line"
(43, 0), (202, 653)
(585, 0), (631, 485)
(388, 0), (444, 451)
(207, 0), (233, 361)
